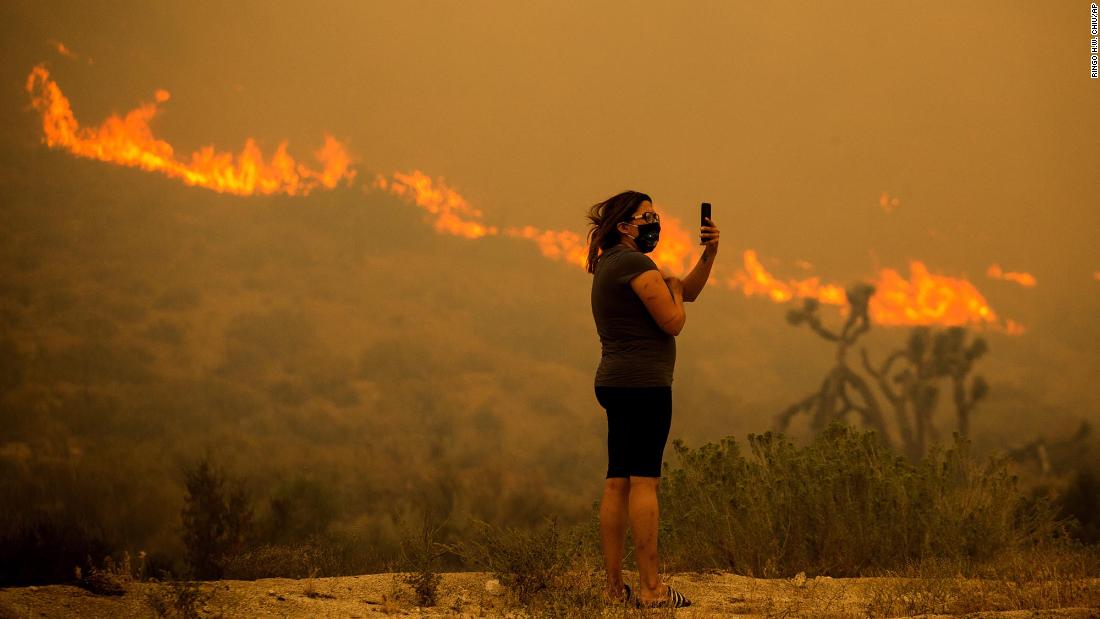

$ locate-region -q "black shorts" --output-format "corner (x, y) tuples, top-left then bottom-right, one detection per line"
(594, 385), (673, 479)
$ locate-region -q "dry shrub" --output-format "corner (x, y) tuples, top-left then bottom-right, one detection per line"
(220, 537), (338, 580)
(861, 541), (1100, 615)
(659, 421), (1074, 577)
(447, 514), (616, 613)
(396, 513), (447, 606)
(143, 569), (214, 619)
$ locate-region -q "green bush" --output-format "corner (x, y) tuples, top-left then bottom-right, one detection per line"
(180, 455), (254, 580)
(658, 421), (1068, 577)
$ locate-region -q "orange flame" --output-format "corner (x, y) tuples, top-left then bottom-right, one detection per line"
(370, 173), (1018, 332)
(987, 263), (1036, 287)
(49, 40), (89, 64)
(55, 41), (75, 58)
(23, 65), (1026, 334)
(370, 173), (702, 275)
(504, 225), (588, 268)
(869, 261), (998, 327)
(646, 209), (702, 277)
(728, 250), (846, 305)
(25, 65), (355, 196)
(503, 207), (701, 274)
(878, 191), (901, 213)
(727, 251), (1015, 331)
(372, 171), (498, 238)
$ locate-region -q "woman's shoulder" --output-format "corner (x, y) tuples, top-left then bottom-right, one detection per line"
(599, 245), (647, 265)
(594, 247), (657, 288)
(613, 247), (655, 269)
(595, 246), (624, 268)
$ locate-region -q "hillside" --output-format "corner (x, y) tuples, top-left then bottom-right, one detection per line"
(1, 111), (1097, 582)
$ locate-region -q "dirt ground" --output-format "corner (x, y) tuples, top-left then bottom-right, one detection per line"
(2, 570), (1098, 618)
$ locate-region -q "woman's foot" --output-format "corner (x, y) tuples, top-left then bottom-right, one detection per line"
(605, 582), (632, 604)
(636, 583), (691, 608)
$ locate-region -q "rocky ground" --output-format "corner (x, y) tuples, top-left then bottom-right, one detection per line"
(2, 570), (1099, 618)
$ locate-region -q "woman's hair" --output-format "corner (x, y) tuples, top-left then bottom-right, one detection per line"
(585, 190), (652, 274)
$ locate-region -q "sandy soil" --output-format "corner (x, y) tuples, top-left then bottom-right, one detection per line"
(2, 571), (1098, 618)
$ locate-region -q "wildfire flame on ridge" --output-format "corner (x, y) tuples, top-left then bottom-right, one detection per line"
(372, 170), (703, 273)
(25, 63), (1031, 334)
(376, 169), (1019, 333)
(25, 65), (356, 196)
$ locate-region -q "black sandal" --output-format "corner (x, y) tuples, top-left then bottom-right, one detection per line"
(635, 583), (691, 608)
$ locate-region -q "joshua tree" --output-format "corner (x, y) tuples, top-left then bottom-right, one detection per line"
(776, 283), (892, 448)
(861, 326), (989, 462)
(777, 281), (991, 462)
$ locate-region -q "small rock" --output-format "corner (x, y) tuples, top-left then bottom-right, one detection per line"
(202, 605), (210, 613)
(277, 594), (286, 601)
(267, 589), (276, 596)
(28, 586), (37, 591)
(792, 571), (807, 587)
(484, 579), (502, 596)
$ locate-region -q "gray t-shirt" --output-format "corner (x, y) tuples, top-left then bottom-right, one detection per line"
(591, 244), (676, 386)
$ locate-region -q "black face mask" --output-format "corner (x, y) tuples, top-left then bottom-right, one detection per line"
(626, 222), (661, 254)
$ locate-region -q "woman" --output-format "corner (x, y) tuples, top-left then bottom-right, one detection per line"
(586, 190), (720, 608)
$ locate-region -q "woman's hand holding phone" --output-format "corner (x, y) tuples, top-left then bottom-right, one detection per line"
(701, 216), (720, 256)
(700, 202), (720, 256)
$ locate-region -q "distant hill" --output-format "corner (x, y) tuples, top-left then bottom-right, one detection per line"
(0, 114), (1095, 580)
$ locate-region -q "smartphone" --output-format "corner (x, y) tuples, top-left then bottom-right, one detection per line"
(700, 202), (711, 245)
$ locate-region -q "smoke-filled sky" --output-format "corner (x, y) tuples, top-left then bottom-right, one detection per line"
(4, 0), (1096, 275)
(2, 1), (1097, 422)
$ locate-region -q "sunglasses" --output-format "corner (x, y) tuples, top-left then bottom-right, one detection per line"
(626, 212), (661, 224)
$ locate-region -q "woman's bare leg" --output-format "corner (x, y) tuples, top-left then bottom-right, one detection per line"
(628, 475), (668, 602)
(599, 477), (631, 597)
